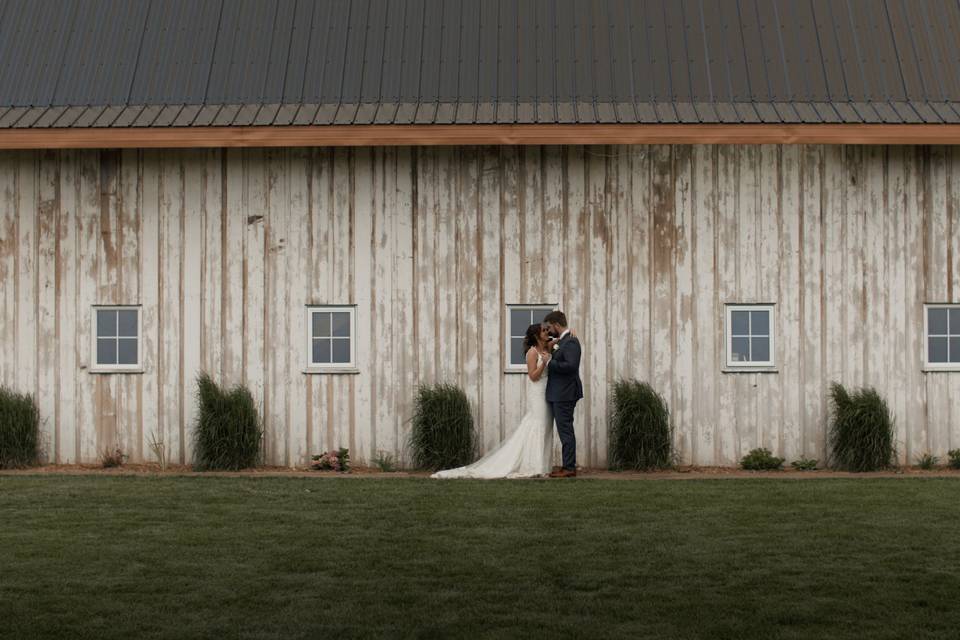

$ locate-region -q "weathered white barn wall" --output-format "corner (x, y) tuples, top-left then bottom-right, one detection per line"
(1, 145), (959, 467)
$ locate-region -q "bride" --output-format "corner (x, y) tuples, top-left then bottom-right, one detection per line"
(431, 323), (554, 479)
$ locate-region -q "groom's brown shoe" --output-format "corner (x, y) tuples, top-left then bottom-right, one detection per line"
(549, 468), (577, 478)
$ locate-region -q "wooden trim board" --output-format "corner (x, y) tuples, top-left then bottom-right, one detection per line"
(3, 124), (960, 148)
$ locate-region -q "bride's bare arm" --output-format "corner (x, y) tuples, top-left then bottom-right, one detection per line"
(526, 348), (548, 382)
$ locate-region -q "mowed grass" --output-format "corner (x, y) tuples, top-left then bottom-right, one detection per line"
(2, 477), (960, 639)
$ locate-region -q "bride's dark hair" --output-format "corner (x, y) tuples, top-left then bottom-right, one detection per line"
(522, 323), (543, 356)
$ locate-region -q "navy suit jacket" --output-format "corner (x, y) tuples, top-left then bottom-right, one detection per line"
(545, 334), (584, 403)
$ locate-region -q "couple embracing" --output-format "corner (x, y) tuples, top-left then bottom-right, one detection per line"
(432, 311), (583, 480)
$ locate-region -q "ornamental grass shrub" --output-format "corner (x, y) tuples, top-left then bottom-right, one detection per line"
(410, 384), (476, 471)
(0, 387), (40, 469)
(828, 382), (895, 472)
(193, 373), (263, 471)
(608, 380), (672, 471)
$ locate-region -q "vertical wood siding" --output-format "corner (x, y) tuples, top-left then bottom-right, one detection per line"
(1, 145), (958, 466)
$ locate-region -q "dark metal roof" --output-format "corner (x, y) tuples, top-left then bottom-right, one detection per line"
(1, 0), (959, 127)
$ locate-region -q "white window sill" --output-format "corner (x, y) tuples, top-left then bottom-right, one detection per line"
(303, 367), (360, 375)
(87, 367), (145, 375)
(922, 367), (960, 373)
(504, 368), (532, 374)
(721, 367), (779, 374)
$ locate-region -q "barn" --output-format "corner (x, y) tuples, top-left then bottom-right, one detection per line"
(1, 0), (959, 468)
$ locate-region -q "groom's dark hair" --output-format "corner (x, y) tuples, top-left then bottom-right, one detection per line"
(543, 310), (567, 327)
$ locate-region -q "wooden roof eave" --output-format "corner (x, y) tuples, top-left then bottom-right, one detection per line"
(2, 124), (960, 149)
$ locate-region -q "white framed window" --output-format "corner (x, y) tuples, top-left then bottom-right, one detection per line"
(725, 304), (775, 370)
(306, 306), (357, 372)
(91, 306), (142, 373)
(924, 304), (960, 371)
(506, 304), (556, 371)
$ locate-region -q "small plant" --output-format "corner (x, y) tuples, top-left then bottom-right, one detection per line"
(790, 457), (819, 471)
(0, 387), (40, 469)
(311, 448), (350, 472)
(148, 430), (167, 470)
(608, 380), (673, 471)
(949, 449), (960, 470)
(373, 450), (397, 472)
(828, 382), (895, 472)
(100, 446), (127, 468)
(915, 453), (939, 470)
(740, 448), (785, 471)
(193, 372), (263, 471)
(410, 384), (476, 471)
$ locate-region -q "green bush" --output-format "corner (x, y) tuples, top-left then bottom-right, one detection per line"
(828, 382), (895, 472)
(193, 373), (263, 471)
(0, 387), (40, 469)
(949, 449), (960, 470)
(915, 453), (939, 470)
(410, 384), (476, 471)
(608, 380), (672, 471)
(740, 448), (784, 471)
(790, 457), (819, 471)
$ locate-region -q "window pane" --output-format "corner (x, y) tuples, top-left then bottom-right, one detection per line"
(951, 337), (960, 363)
(97, 310), (117, 337)
(97, 338), (117, 364)
(312, 338), (331, 364)
(950, 308), (960, 335)
(751, 337), (770, 362)
(117, 310), (138, 337)
(510, 308), (529, 337)
(751, 310), (769, 336)
(929, 337), (948, 363)
(731, 337), (750, 362)
(531, 308), (551, 324)
(928, 308), (949, 335)
(117, 338), (138, 365)
(312, 312), (331, 338)
(510, 337), (526, 365)
(331, 338), (350, 363)
(731, 311), (749, 335)
(331, 312), (351, 338)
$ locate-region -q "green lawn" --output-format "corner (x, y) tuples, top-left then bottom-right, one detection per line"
(2, 476), (959, 639)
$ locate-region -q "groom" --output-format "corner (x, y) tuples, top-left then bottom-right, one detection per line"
(543, 311), (583, 478)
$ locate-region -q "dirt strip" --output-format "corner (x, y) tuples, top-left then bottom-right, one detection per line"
(2, 464), (960, 480)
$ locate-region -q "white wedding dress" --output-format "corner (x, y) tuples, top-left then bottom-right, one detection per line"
(431, 350), (553, 479)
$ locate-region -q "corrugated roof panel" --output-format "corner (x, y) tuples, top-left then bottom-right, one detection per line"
(809, 0), (849, 101)
(517, 0), (537, 103)
(754, 0), (793, 101)
(438, 0), (464, 103)
(33, 106), (68, 128)
(781, 0), (828, 101)
(457, 0), (481, 103)
(922, 0), (960, 101)
(57, 0), (148, 105)
(152, 105), (184, 127)
(171, 104), (202, 126)
(360, 0), (391, 103)
(72, 106), (106, 127)
(280, 0), (317, 104)
(641, 0), (672, 100)
(699, 0), (728, 102)
(314, 0), (352, 103)
(607, 1), (633, 103)
(53, 105), (87, 127)
(398, 0), (427, 102)
(589, 0), (616, 103)
(261, 0), (298, 103)
(339, 0), (372, 104)
(13, 106), (46, 128)
(498, 0), (519, 104)
(554, 0), (577, 101)
(662, 0), (692, 100)
(131, 105), (162, 127)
